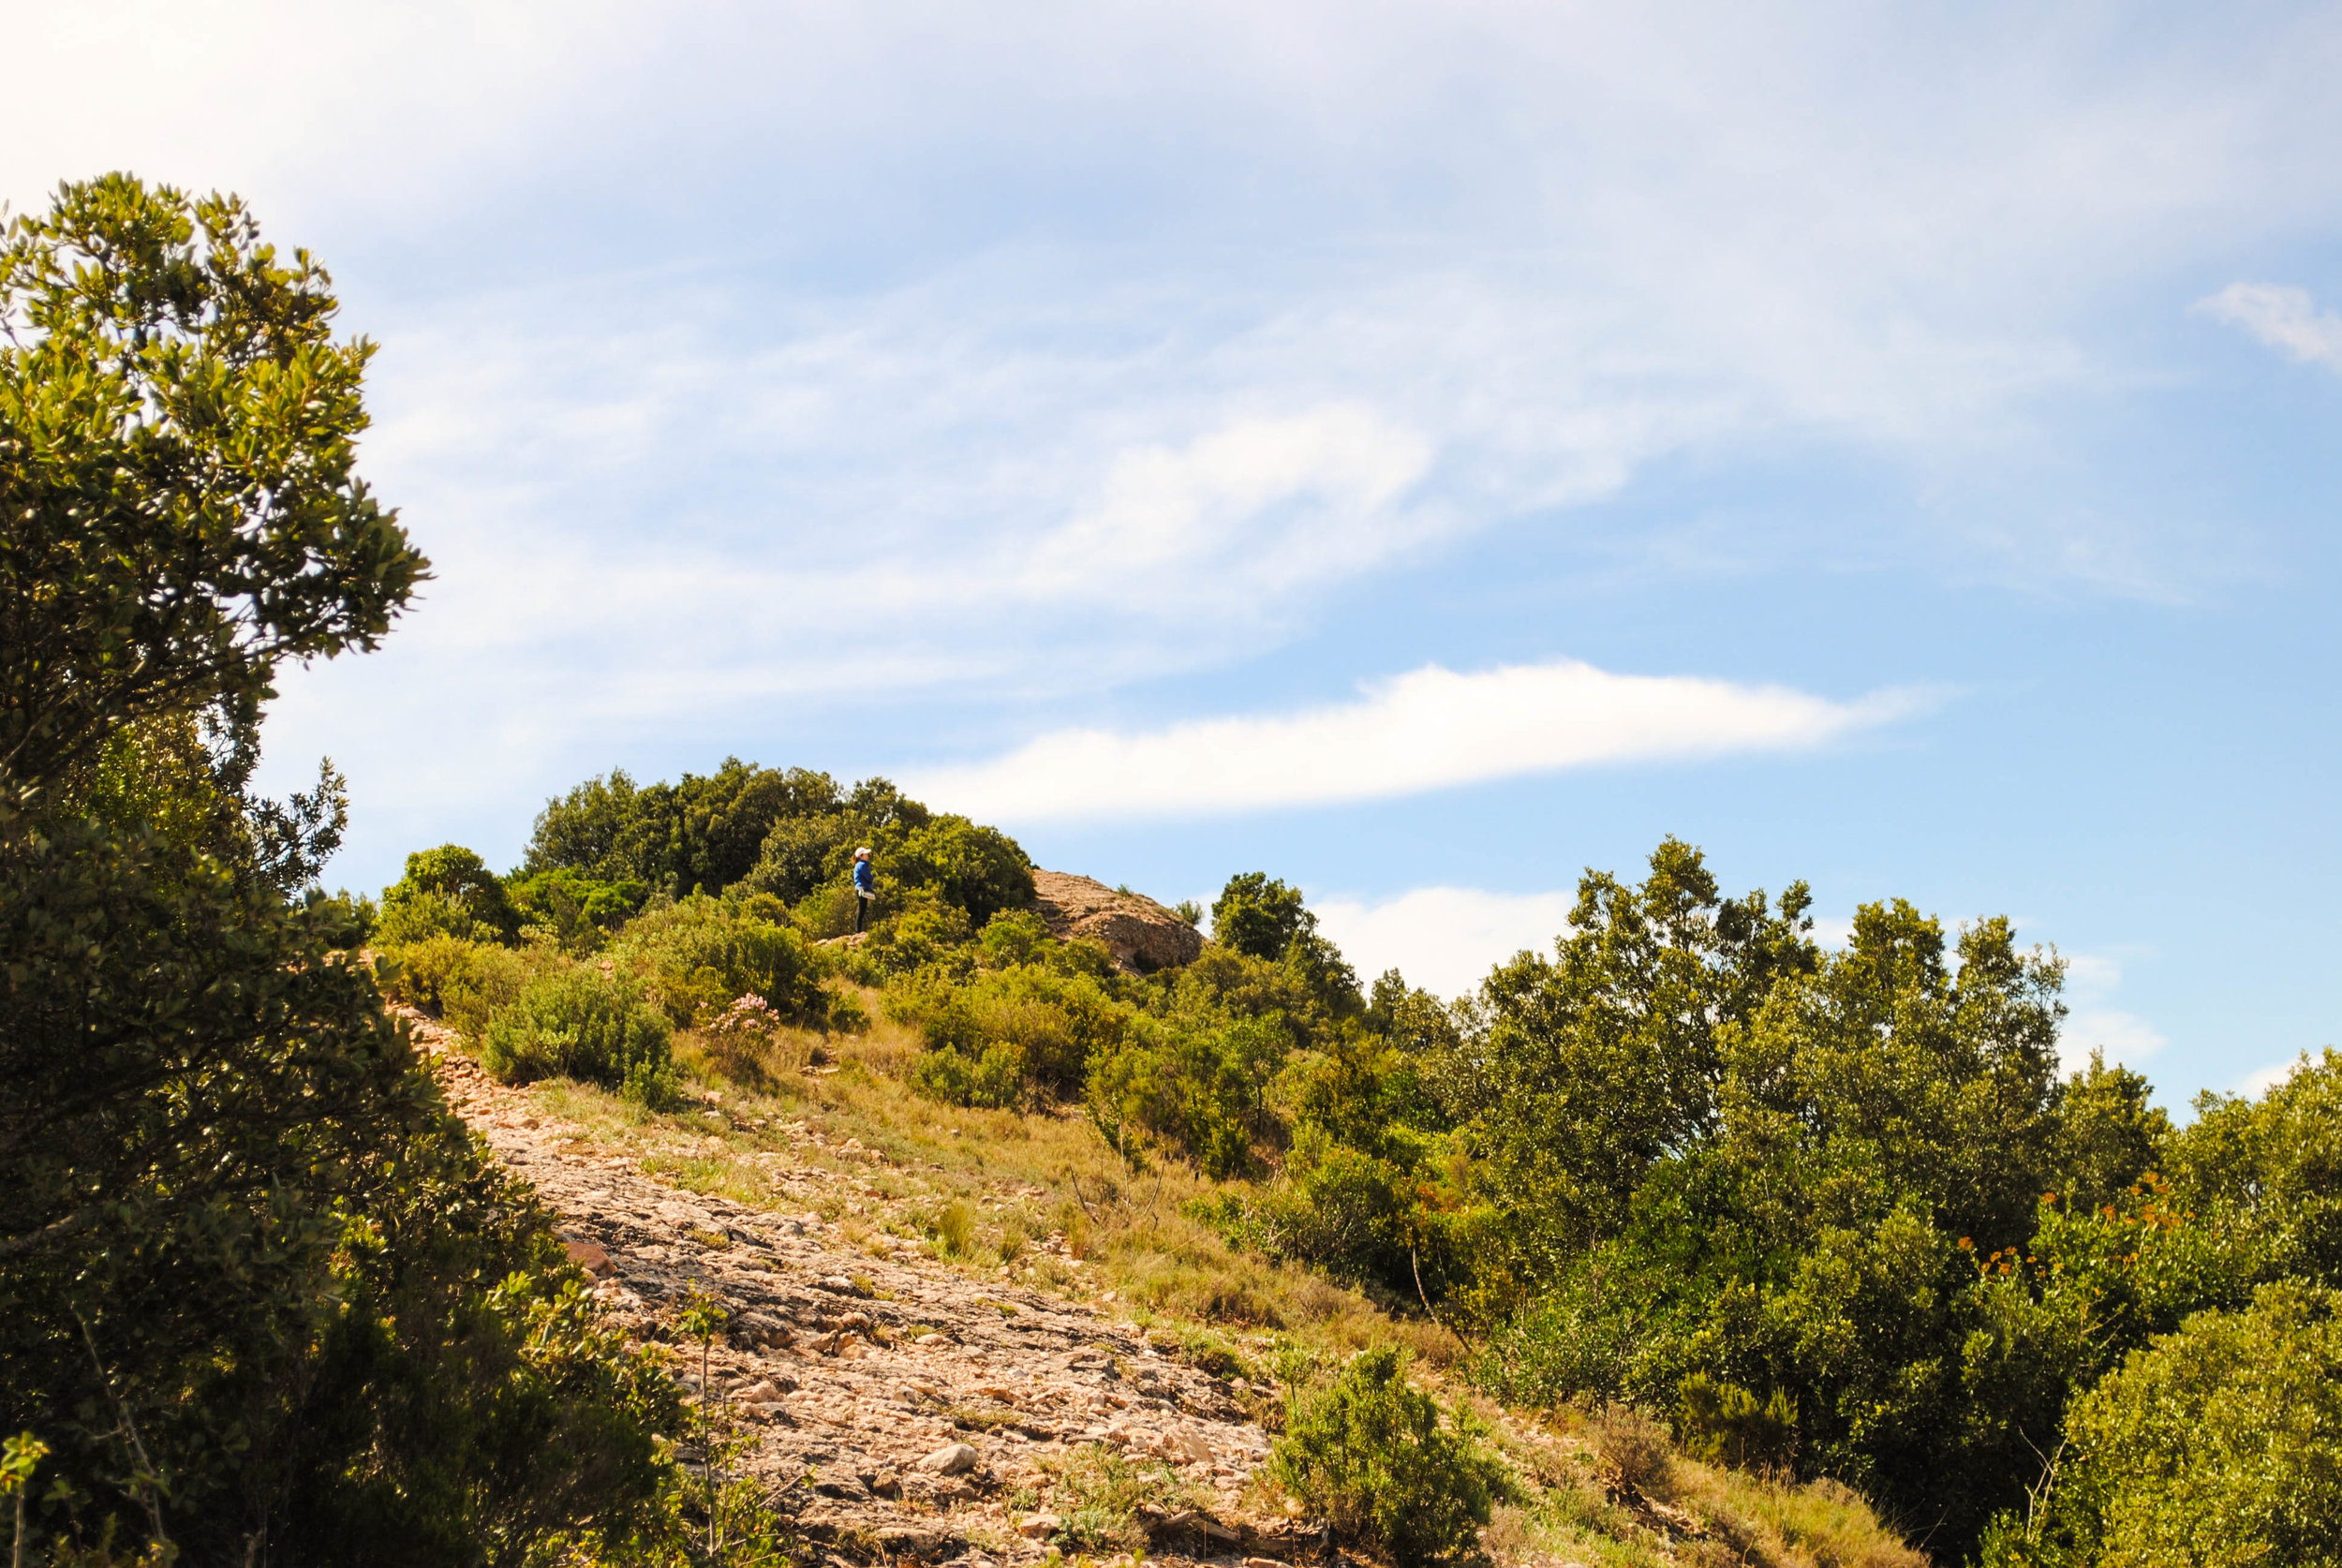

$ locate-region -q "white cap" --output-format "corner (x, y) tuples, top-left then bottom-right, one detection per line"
(855, 846), (872, 857)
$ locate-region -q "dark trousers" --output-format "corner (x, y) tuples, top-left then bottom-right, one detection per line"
(854, 894), (872, 933)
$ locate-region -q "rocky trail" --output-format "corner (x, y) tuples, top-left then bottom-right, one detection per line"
(408, 1008), (1312, 1568)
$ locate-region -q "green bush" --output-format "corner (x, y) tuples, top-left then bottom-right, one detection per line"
(526, 759), (840, 895)
(916, 965), (1127, 1100)
(1046, 1444), (1195, 1553)
(1982, 1282), (2342, 1568)
(1088, 1013), (1290, 1177)
(379, 933), (540, 1041)
(480, 968), (677, 1104)
(506, 865), (646, 952)
(1267, 1344), (1512, 1568)
(1675, 1373), (1797, 1473)
(865, 896), (974, 976)
(1206, 1123), (1420, 1290)
(378, 844), (523, 944)
(607, 893), (825, 1026)
(885, 813), (1034, 926)
(911, 1037), (1030, 1110)
(975, 908), (1053, 968)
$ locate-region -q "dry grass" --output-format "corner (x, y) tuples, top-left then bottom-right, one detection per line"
(511, 991), (1427, 1364)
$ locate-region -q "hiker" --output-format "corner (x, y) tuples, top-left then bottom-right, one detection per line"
(852, 847), (875, 933)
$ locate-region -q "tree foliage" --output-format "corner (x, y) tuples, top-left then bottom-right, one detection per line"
(0, 177), (687, 1565)
(0, 175), (423, 791)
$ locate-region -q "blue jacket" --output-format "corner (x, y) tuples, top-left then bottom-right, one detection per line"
(852, 859), (875, 895)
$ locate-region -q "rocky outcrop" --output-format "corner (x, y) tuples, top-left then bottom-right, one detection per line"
(1029, 871), (1205, 973)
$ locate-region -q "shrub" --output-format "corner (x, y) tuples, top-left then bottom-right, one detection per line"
(1088, 1013), (1290, 1177)
(505, 865), (646, 952)
(886, 814), (1034, 927)
(480, 968), (677, 1103)
(824, 984), (871, 1034)
(975, 908), (1052, 968)
(607, 893), (825, 1026)
(378, 844), (522, 943)
(1267, 1345), (1512, 1568)
(915, 965), (1127, 1101)
(1981, 1281), (2342, 1568)
(1216, 1123), (1420, 1291)
(695, 994), (812, 1090)
(379, 934), (540, 1041)
(1675, 1373), (1797, 1474)
(911, 1038), (1030, 1110)
(866, 896), (974, 976)
(1046, 1445), (1194, 1553)
(1588, 1401), (1676, 1499)
(931, 1198), (976, 1261)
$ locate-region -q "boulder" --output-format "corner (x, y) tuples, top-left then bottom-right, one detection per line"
(1030, 871), (1204, 974)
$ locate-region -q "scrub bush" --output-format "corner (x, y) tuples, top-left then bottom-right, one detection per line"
(1088, 1014), (1291, 1177)
(507, 865), (647, 952)
(608, 893), (825, 1026)
(480, 968), (677, 1104)
(1675, 1373), (1797, 1473)
(380, 934), (541, 1041)
(378, 844), (523, 944)
(1267, 1345), (1511, 1568)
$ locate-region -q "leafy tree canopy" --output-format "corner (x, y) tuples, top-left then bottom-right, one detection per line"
(0, 174), (424, 791)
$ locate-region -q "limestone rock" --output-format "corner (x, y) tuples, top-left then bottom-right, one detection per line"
(1030, 871), (1204, 973)
(918, 1442), (980, 1475)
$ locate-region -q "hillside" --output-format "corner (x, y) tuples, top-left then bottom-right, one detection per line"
(398, 969), (1928, 1568)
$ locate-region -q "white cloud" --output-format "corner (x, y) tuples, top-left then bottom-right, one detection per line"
(2237, 1056), (2305, 1098)
(2053, 949), (2168, 1072)
(2059, 1010), (2170, 1073)
(2194, 283), (2342, 369)
(905, 658), (1911, 821)
(1312, 887), (1578, 998)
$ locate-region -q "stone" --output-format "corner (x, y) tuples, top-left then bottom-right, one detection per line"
(1029, 871), (1204, 974)
(916, 1332), (949, 1346)
(562, 1239), (616, 1278)
(1016, 1513), (1060, 1539)
(917, 1442), (980, 1475)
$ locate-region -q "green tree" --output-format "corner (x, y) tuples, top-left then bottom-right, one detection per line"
(1213, 872), (1313, 960)
(0, 175), (422, 791)
(378, 842), (524, 943)
(0, 177), (681, 1563)
(525, 760), (840, 895)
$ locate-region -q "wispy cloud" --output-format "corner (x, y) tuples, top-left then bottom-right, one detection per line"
(2195, 283), (2342, 370)
(2055, 951), (2168, 1072)
(907, 659), (1914, 821)
(1312, 886), (1578, 998)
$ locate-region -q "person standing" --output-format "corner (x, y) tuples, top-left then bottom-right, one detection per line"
(852, 847), (876, 933)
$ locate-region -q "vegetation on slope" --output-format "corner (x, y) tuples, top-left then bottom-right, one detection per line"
(375, 758), (2342, 1567)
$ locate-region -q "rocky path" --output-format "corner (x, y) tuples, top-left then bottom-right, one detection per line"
(407, 1011), (1303, 1568)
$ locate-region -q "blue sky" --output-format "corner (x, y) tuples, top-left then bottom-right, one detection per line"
(16, 2), (2342, 1103)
